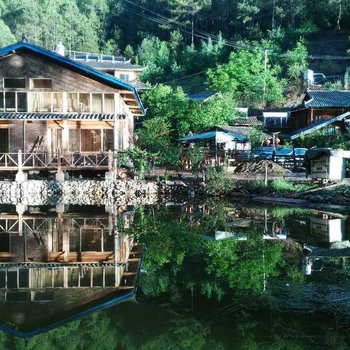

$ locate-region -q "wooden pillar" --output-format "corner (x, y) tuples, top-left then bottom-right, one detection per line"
(113, 93), (121, 171)
(108, 150), (113, 172)
(114, 212), (119, 287)
(62, 120), (69, 154)
(16, 150), (27, 182)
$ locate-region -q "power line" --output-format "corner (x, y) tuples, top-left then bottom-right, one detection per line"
(122, 5), (223, 45)
(121, 0), (252, 50)
(160, 70), (206, 84)
(120, 0), (308, 64)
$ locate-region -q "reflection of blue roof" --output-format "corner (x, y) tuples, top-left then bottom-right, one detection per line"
(178, 130), (247, 143)
(290, 112), (350, 140)
(0, 42), (145, 115)
(0, 290), (135, 338)
(0, 247), (144, 338)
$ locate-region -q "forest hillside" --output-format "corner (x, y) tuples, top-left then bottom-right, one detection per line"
(1, 0), (349, 106)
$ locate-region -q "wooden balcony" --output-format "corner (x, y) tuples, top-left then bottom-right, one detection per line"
(0, 151), (113, 171)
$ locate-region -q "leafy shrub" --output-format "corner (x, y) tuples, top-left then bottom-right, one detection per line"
(270, 178), (295, 192)
(204, 168), (234, 195)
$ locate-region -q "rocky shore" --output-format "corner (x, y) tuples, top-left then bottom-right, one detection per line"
(0, 179), (204, 206)
(0, 177), (349, 208)
(0, 179), (160, 206)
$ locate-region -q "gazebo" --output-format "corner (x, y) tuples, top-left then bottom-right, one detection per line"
(178, 128), (249, 168)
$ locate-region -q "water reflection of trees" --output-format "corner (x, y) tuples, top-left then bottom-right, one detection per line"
(2, 203), (350, 348)
(127, 204), (285, 298)
(2, 300), (350, 350)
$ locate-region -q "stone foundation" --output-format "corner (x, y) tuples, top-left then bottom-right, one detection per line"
(0, 179), (159, 206)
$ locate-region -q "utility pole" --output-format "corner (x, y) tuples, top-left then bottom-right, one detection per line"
(263, 49), (269, 105)
(191, 12), (194, 45)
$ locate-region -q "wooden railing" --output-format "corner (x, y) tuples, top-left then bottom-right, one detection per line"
(0, 150), (113, 171)
(181, 149), (306, 170)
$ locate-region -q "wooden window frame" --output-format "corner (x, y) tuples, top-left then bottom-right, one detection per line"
(3, 78), (26, 89)
(30, 78), (53, 90)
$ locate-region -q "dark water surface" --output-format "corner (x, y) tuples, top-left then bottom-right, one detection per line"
(0, 201), (350, 349)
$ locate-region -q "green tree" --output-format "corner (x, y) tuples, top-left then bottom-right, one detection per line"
(142, 85), (237, 141)
(137, 117), (173, 153)
(283, 38), (308, 82)
(0, 19), (15, 46)
(171, 0), (211, 44)
(207, 49), (284, 107)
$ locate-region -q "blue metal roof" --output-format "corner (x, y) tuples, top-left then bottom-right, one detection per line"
(290, 111), (350, 140)
(178, 130), (247, 143)
(0, 42), (145, 115)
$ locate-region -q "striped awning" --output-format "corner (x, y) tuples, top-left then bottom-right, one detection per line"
(0, 113), (127, 120)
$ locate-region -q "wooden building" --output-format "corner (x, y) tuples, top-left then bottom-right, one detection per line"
(0, 206), (142, 337)
(0, 42), (145, 176)
(289, 90), (350, 130)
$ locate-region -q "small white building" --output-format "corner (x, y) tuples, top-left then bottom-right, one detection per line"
(306, 148), (350, 180)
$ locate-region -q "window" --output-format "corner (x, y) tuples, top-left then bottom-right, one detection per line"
(31, 78), (52, 89)
(50, 129), (62, 153)
(104, 94), (114, 113)
(91, 93), (103, 113)
(32, 92), (51, 112)
(119, 73), (130, 81)
(67, 93), (78, 112)
(81, 129), (101, 152)
(4, 78), (25, 89)
(33, 292), (54, 302)
(52, 92), (63, 112)
(17, 92), (27, 112)
(69, 129), (80, 152)
(0, 92), (3, 111)
(5, 92), (15, 111)
(103, 129), (114, 151)
(81, 228), (102, 251)
(41, 92), (51, 112)
(79, 93), (90, 113)
(0, 92), (28, 112)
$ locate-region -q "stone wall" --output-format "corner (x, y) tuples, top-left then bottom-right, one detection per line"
(0, 179), (159, 206)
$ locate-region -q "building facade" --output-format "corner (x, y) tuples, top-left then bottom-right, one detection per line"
(0, 42), (144, 175)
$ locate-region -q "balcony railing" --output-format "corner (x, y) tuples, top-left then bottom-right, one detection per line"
(0, 151), (114, 171)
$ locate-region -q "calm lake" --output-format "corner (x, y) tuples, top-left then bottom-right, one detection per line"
(0, 201), (349, 349)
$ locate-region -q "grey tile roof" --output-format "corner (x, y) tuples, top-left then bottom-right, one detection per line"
(304, 90), (350, 108)
(187, 92), (218, 102)
(215, 125), (270, 138)
(231, 117), (263, 126)
(0, 113), (128, 120)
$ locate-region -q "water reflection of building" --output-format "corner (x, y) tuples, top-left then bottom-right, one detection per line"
(0, 205), (142, 337)
(287, 215), (348, 247)
(287, 214), (350, 276)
